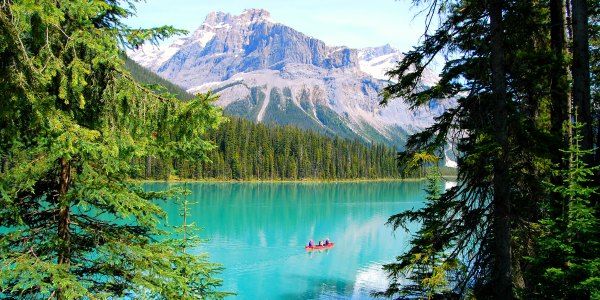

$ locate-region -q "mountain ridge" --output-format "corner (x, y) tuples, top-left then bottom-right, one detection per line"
(128, 9), (453, 155)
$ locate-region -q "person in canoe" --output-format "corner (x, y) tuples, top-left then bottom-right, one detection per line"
(308, 239), (314, 247)
(305, 239), (334, 250)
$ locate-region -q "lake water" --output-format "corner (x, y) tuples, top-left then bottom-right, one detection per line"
(144, 181), (429, 299)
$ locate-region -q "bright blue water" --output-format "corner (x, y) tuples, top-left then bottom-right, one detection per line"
(144, 181), (428, 299)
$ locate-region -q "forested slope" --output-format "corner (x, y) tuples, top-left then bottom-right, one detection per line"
(125, 56), (404, 180)
(134, 117), (400, 180)
(124, 56), (196, 101)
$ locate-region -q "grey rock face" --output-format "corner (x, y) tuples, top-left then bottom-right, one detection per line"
(128, 9), (451, 153)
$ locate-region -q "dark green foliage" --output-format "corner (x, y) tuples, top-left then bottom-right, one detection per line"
(525, 122), (600, 299)
(0, 0), (226, 298)
(380, 1), (546, 296)
(123, 56), (196, 101)
(380, 0), (599, 298)
(315, 105), (364, 140)
(376, 169), (465, 299)
(134, 117), (400, 180)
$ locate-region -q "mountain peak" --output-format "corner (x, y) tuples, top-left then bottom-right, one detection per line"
(202, 9), (275, 27)
(128, 9), (450, 152)
(358, 44), (397, 60)
(203, 11), (231, 26)
(240, 8), (275, 23)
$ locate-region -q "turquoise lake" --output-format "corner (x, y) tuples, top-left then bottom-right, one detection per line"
(144, 181), (433, 299)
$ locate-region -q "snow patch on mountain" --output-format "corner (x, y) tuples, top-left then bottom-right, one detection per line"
(357, 45), (402, 80)
(128, 38), (185, 72)
(358, 53), (398, 80)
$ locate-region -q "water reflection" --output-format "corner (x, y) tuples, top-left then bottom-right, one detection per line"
(445, 180), (457, 190)
(145, 181), (427, 299)
(353, 263), (390, 298)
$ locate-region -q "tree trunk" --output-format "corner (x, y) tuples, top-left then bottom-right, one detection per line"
(182, 182), (188, 254)
(571, 0), (592, 160)
(145, 155), (152, 179)
(57, 158), (72, 299)
(489, 0), (513, 299)
(1, 153), (7, 173)
(58, 157), (71, 265)
(549, 0), (574, 221)
(550, 0), (571, 151)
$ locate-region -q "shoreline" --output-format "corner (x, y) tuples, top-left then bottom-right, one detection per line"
(129, 175), (457, 184)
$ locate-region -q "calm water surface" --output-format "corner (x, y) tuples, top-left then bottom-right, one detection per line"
(144, 181), (429, 299)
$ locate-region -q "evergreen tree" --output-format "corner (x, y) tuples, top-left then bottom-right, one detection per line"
(526, 121), (600, 299)
(0, 0), (225, 298)
(168, 183), (233, 298)
(488, 1), (513, 297)
(377, 166), (465, 299)
(378, 0), (589, 297)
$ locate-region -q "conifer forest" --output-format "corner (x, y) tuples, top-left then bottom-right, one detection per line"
(133, 117), (401, 181)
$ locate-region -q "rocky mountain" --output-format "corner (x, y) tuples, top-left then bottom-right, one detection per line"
(128, 9), (453, 159)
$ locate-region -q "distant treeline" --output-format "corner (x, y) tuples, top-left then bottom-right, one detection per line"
(132, 117), (402, 180)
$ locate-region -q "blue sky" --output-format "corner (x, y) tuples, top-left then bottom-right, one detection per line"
(125, 0), (432, 51)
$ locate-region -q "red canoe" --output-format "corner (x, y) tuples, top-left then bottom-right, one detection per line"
(305, 243), (335, 250)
